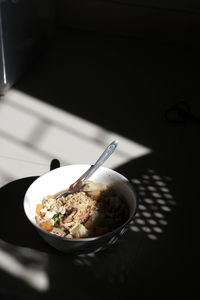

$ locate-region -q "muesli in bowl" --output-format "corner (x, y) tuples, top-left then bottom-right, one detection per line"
(35, 181), (129, 239)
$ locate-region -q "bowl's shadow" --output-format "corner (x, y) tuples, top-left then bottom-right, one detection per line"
(0, 176), (58, 254)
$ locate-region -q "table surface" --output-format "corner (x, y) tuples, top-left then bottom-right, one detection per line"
(0, 28), (197, 299)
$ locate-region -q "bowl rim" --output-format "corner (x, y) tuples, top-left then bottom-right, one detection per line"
(24, 164), (139, 242)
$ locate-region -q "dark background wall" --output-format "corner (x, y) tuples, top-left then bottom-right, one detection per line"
(55, 0), (200, 44)
(1, 0), (200, 94)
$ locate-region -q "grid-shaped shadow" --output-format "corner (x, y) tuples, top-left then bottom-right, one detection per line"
(130, 168), (176, 240)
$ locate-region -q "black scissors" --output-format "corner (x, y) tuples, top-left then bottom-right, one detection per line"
(164, 101), (200, 123)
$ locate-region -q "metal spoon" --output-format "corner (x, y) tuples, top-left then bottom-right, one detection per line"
(55, 140), (118, 199)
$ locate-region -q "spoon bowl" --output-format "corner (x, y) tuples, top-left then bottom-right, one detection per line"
(55, 140), (118, 199)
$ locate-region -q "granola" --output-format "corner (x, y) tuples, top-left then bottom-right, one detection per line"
(35, 181), (129, 238)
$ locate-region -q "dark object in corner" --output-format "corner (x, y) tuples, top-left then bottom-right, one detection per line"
(164, 101), (200, 124)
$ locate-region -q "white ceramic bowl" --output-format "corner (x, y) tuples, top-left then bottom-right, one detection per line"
(24, 164), (138, 254)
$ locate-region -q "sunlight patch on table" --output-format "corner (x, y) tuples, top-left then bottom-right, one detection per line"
(0, 89), (151, 184)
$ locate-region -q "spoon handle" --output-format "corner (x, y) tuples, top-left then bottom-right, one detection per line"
(70, 140), (118, 190)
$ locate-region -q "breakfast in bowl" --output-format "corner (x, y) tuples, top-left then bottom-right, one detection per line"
(35, 180), (129, 239)
(24, 164), (138, 254)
